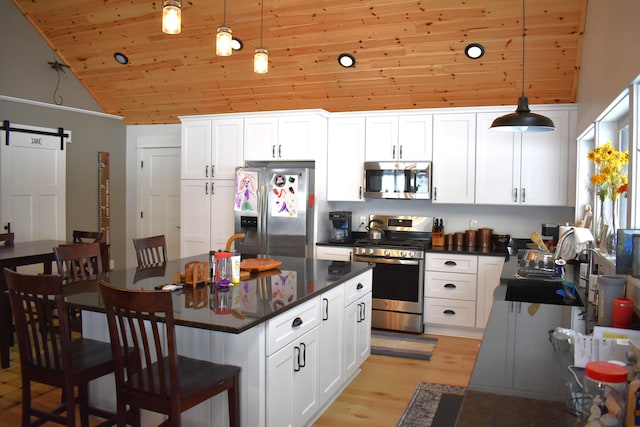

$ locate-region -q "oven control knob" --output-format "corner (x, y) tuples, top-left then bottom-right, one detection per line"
(368, 248), (375, 255)
(384, 250), (391, 257)
(400, 251), (406, 257)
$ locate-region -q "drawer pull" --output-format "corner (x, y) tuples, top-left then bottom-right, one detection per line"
(356, 282), (364, 290)
(443, 309), (456, 316)
(444, 283), (456, 289)
(292, 317), (303, 328)
(444, 261), (457, 266)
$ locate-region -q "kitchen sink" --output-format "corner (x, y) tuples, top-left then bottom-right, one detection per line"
(505, 278), (584, 307)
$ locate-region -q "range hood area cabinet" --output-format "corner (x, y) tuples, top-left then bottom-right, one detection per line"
(243, 112), (328, 161)
(475, 110), (571, 206)
(364, 114), (433, 162)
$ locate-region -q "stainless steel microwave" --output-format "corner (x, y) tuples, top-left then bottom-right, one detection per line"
(363, 161), (431, 199)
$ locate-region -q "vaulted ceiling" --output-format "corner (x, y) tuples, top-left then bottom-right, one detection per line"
(13, 0), (587, 124)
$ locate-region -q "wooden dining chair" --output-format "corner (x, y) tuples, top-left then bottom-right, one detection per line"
(3, 268), (115, 427)
(0, 232), (14, 246)
(54, 243), (103, 333)
(73, 230), (103, 244)
(99, 281), (240, 427)
(132, 235), (168, 268)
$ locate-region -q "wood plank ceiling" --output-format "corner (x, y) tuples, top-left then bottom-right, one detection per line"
(12, 0), (587, 124)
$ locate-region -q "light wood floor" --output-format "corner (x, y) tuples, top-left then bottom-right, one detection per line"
(313, 334), (481, 427)
(0, 334), (480, 427)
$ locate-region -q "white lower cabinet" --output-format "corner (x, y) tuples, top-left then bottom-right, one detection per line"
(343, 270), (373, 379)
(318, 285), (345, 407)
(470, 300), (569, 400)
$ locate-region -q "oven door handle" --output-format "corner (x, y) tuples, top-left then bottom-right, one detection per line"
(354, 257), (421, 266)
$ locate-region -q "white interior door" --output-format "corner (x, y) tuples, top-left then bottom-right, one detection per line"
(0, 123), (67, 242)
(138, 147), (181, 260)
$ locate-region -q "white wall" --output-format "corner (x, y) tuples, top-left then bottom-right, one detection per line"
(577, 0), (640, 134)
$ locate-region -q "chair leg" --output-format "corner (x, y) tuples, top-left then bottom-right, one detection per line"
(21, 379), (31, 427)
(79, 383), (90, 427)
(228, 374), (240, 427)
(63, 382), (76, 427)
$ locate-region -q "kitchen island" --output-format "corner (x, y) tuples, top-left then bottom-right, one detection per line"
(456, 279), (580, 426)
(67, 254), (374, 427)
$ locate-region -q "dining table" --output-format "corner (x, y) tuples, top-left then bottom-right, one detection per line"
(0, 239), (67, 368)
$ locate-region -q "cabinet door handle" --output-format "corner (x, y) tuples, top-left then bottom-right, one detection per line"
(205, 165), (209, 178)
(359, 186), (363, 200)
(399, 145), (403, 159)
(299, 342), (306, 368)
(443, 309), (456, 316)
(322, 298), (329, 321)
(521, 188), (526, 203)
(513, 188), (518, 203)
(444, 283), (456, 289)
(211, 165), (215, 178)
(292, 317), (303, 328)
(392, 145), (396, 159)
(272, 145), (276, 158)
(211, 182), (215, 194)
(356, 282), (364, 290)
(433, 187), (437, 201)
(444, 261), (457, 266)
(278, 145), (282, 158)
(294, 346), (301, 372)
(361, 301), (366, 321)
(205, 182), (209, 195)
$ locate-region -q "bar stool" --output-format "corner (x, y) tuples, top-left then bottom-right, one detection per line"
(99, 281), (240, 427)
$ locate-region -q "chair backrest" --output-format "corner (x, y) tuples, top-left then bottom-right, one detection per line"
(133, 235), (168, 267)
(3, 269), (71, 374)
(54, 243), (103, 281)
(73, 230), (103, 243)
(99, 281), (179, 405)
(0, 232), (15, 246)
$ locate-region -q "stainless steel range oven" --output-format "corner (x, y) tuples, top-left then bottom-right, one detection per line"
(353, 215), (432, 334)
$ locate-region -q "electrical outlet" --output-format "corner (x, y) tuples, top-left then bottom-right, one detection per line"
(360, 216), (367, 226)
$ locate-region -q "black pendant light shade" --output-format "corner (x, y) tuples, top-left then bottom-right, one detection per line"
(490, 0), (555, 133)
(491, 96), (556, 132)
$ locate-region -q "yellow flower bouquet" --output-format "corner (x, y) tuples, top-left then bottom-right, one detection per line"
(587, 141), (628, 251)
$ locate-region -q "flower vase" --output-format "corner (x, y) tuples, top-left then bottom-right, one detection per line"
(605, 200), (618, 255)
(596, 199), (608, 252)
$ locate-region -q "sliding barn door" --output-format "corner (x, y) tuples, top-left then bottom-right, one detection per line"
(0, 123), (67, 242)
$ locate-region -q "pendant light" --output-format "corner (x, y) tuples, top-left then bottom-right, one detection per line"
(490, 0), (555, 132)
(254, 0), (268, 74)
(216, 0), (232, 56)
(162, 0), (182, 35)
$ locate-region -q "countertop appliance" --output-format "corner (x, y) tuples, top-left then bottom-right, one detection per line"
(363, 161), (431, 199)
(353, 215), (432, 333)
(234, 164), (314, 257)
(329, 211), (352, 243)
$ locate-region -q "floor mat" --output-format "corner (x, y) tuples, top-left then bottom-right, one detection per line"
(370, 330), (437, 360)
(397, 382), (465, 427)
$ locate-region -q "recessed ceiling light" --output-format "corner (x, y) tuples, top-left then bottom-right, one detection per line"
(232, 37), (243, 51)
(338, 53), (355, 68)
(464, 43), (485, 59)
(114, 52), (129, 65)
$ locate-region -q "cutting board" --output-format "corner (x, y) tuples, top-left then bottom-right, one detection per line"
(240, 258), (282, 272)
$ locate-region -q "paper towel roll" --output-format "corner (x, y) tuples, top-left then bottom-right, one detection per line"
(555, 226), (595, 260)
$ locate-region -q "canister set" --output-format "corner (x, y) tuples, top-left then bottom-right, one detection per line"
(438, 225), (506, 252)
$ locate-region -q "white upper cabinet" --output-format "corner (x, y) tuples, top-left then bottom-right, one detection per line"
(432, 113), (476, 204)
(398, 114), (433, 161)
(181, 118), (244, 180)
(327, 116), (366, 202)
(365, 115), (432, 162)
(244, 113), (327, 161)
(476, 110), (570, 206)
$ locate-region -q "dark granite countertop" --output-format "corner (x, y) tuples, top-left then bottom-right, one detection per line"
(64, 254), (373, 334)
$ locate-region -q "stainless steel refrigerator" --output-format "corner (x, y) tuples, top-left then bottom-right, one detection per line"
(234, 165), (315, 257)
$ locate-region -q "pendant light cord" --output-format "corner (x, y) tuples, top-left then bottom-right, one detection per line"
(223, 0), (227, 26)
(521, 0), (526, 98)
(259, 0), (264, 47)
